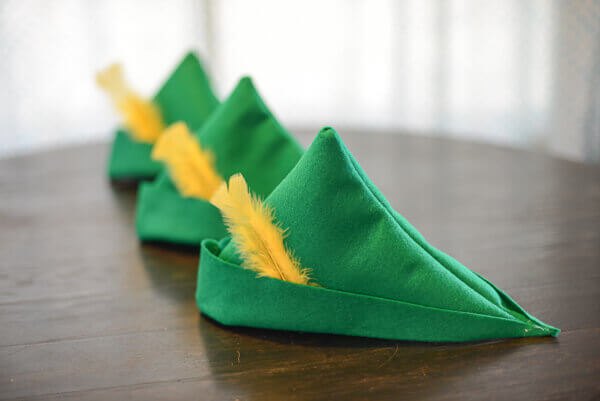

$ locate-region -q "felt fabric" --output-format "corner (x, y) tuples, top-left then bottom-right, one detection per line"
(136, 77), (304, 245)
(197, 127), (559, 342)
(107, 52), (219, 180)
(136, 173), (227, 245)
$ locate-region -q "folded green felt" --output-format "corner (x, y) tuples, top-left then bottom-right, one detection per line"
(196, 127), (559, 342)
(107, 52), (219, 180)
(136, 77), (304, 246)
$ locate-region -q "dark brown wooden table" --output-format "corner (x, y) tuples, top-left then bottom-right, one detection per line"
(1, 131), (599, 400)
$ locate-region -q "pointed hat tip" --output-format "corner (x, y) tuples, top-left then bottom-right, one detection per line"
(182, 51), (199, 62)
(318, 126), (338, 138)
(232, 76), (258, 97)
(238, 75), (254, 87)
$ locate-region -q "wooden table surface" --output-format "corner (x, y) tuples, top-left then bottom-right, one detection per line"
(1, 131), (599, 400)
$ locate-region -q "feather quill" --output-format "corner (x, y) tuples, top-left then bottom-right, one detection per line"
(96, 63), (165, 143)
(211, 174), (313, 286)
(152, 122), (223, 199)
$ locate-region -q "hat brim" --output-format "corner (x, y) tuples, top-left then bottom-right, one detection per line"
(196, 239), (559, 343)
(107, 130), (162, 180)
(136, 180), (227, 246)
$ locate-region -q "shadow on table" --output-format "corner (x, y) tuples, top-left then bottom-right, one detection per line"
(194, 313), (558, 400)
(106, 177), (139, 225)
(135, 242), (200, 300)
(104, 174), (203, 303)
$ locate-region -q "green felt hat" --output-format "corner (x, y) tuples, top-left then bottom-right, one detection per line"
(136, 77), (304, 246)
(107, 52), (219, 180)
(196, 127), (560, 343)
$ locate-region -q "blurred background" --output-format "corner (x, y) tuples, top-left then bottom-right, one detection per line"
(0, 0), (598, 162)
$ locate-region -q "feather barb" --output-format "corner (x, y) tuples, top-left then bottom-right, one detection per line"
(96, 63), (165, 143)
(152, 122), (223, 199)
(210, 174), (312, 286)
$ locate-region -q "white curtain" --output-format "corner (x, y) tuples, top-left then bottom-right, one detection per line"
(0, 0), (598, 162)
(0, 0), (211, 155)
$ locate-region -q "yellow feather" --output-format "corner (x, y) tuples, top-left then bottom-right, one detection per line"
(96, 63), (165, 143)
(152, 122), (223, 199)
(210, 174), (313, 286)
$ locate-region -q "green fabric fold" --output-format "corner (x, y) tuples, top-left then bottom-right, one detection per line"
(107, 52), (219, 180)
(136, 174), (227, 246)
(197, 127), (559, 342)
(136, 77), (304, 245)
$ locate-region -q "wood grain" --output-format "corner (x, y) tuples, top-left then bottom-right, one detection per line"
(1, 131), (599, 400)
